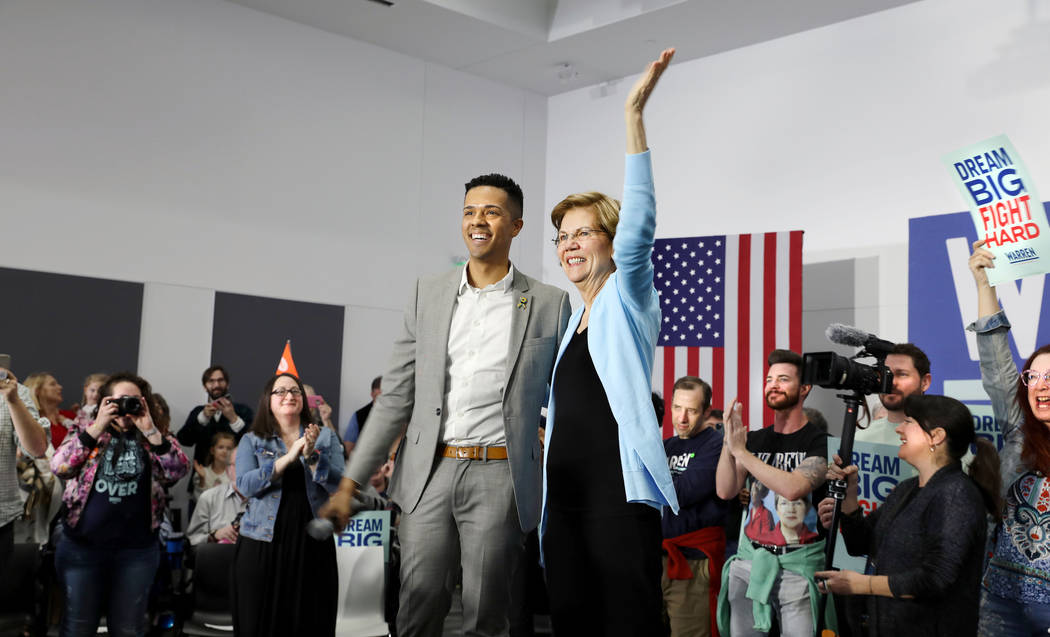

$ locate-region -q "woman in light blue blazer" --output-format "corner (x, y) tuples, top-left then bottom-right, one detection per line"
(540, 48), (680, 637)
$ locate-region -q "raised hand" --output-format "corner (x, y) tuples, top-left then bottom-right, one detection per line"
(625, 47), (675, 154)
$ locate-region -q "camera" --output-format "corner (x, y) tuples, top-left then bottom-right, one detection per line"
(801, 352), (892, 395)
(108, 395), (143, 417)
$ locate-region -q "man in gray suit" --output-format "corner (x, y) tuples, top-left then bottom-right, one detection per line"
(322, 173), (571, 637)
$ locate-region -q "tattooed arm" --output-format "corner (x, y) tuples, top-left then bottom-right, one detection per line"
(729, 453), (826, 502)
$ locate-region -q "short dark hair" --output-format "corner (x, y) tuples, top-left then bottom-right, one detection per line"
(251, 373), (313, 438)
(767, 349), (803, 377)
(889, 343), (931, 378)
(151, 393), (171, 435)
(803, 407), (828, 433)
(202, 365), (229, 387)
(371, 375), (382, 392)
(672, 376), (712, 412)
(465, 174), (524, 219)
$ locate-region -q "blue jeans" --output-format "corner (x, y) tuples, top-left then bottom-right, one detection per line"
(55, 536), (160, 637)
(979, 588), (1050, 637)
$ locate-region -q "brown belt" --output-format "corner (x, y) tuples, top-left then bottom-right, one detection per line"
(439, 445), (508, 461)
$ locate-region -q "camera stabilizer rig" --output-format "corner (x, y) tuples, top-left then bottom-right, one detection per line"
(802, 324), (895, 635)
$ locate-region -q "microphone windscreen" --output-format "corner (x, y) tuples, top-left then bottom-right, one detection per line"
(825, 323), (869, 347)
(306, 517), (336, 540)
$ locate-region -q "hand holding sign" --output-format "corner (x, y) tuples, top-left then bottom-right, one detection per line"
(944, 135), (1050, 285)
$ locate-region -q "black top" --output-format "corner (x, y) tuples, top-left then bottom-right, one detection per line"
(547, 328), (628, 515)
(743, 422), (829, 546)
(66, 430), (154, 548)
(177, 402), (255, 466)
(839, 463), (986, 637)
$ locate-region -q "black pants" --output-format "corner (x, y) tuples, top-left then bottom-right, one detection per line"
(544, 505), (663, 637)
(0, 520), (12, 577)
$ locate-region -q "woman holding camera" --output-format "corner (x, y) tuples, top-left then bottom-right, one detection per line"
(232, 372), (344, 636)
(814, 394), (999, 636)
(50, 372), (189, 637)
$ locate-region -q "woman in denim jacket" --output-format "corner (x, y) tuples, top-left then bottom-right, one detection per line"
(232, 372), (343, 636)
(50, 372), (189, 637)
(969, 239), (1050, 635)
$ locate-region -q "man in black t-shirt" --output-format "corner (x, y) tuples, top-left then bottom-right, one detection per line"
(715, 349), (829, 636)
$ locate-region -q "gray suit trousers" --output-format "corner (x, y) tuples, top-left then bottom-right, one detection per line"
(396, 456), (524, 637)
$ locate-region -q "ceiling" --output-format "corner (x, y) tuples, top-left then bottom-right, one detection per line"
(225, 0), (922, 96)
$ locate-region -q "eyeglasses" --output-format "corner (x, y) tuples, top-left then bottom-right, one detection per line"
(271, 388), (303, 397)
(1021, 370), (1050, 386)
(552, 227), (606, 247)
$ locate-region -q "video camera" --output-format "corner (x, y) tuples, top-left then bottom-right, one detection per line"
(801, 324), (894, 395)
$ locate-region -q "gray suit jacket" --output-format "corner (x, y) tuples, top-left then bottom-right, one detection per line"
(346, 267), (571, 532)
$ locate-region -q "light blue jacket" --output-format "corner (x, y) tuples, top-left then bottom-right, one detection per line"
(235, 426), (343, 542)
(540, 151), (680, 550)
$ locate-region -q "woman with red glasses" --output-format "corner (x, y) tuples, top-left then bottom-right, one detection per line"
(969, 239), (1050, 635)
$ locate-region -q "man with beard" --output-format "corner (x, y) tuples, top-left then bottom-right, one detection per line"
(715, 349), (830, 636)
(855, 343), (931, 447)
(177, 365), (254, 468)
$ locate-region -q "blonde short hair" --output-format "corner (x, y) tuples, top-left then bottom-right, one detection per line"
(550, 192), (621, 239)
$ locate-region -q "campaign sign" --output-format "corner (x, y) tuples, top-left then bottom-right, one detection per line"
(908, 210), (1050, 451)
(943, 135), (1050, 285)
(338, 510), (391, 562)
(827, 438), (916, 572)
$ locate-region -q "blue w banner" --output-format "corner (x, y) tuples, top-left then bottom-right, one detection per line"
(908, 205), (1050, 448)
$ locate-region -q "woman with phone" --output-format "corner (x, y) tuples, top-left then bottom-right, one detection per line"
(50, 372), (189, 636)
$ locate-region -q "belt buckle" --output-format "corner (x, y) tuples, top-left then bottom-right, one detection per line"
(456, 447), (471, 459)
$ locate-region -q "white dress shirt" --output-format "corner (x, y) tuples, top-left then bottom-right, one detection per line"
(186, 482), (247, 546)
(441, 264), (515, 446)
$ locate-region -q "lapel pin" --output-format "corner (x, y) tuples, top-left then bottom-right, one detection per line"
(518, 296), (528, 310)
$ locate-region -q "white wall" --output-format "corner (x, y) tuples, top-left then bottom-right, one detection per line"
(0, 0), (548, 422)
(544, 0), (1050, 342)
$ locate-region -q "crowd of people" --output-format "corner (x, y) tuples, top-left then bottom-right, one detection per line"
(1, 48), (1048, 637)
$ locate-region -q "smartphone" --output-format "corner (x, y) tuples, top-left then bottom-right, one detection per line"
(307, 394), (324, 409)
(0, 353), (11, 378)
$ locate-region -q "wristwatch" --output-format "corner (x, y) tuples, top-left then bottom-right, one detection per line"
(305, 449), (321, 465)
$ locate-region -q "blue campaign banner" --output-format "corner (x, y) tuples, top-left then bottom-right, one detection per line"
(908, 208), (1050, 448)
(338, 510), (392, 562)
(827, 438), (916, 572)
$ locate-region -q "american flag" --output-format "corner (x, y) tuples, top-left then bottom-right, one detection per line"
(652, 231), (803, 437)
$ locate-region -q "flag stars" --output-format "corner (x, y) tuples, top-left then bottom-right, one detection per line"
(715, 277), (721, 283)
(715, 240), (722, 246)
(689, 251), (696, 257)
(689, 287), (695, 294)
(706, 286), (712, 292)
(657, 254), (663, 261)
(706, 305), (712, 311)
(672, 325), (678, 332)
(689, 270), (696, 276)
(707, 250), (713, 256)
(688, 324), (695, 331)
(681, 242), (687, 249)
